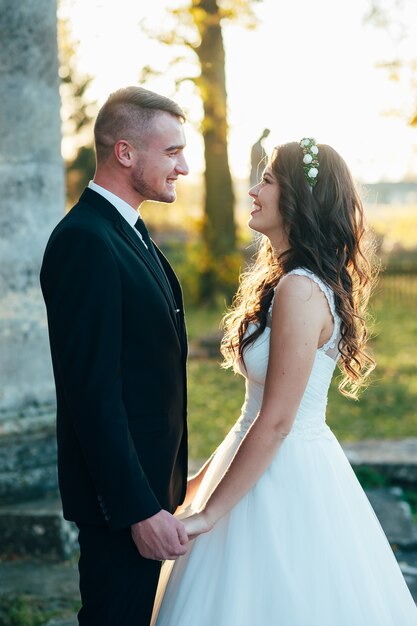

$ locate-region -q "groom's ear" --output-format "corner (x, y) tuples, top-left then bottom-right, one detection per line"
(114, 140), (134, 168)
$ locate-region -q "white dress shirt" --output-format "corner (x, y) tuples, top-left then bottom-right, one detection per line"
(88, 181), (148, 248)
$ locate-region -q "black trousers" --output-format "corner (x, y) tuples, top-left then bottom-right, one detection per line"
(77, 524), (162, 626)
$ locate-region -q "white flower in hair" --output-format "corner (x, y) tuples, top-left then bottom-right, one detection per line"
(299, 137), (319, 187)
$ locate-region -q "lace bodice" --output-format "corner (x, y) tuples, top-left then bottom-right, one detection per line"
(234, 269), (341, 440)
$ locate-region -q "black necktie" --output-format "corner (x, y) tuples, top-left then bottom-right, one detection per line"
(134, 217), (181, 328)
(134, 217), (173, 290)
(134, 217), (158, 261)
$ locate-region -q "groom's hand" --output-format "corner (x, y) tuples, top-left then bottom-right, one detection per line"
(131, 510), (188, 561)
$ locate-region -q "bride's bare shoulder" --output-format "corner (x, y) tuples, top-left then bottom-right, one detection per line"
(275, 272), (320, 303)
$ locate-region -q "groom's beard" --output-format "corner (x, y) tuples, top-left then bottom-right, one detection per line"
(132, 167), (176, 205)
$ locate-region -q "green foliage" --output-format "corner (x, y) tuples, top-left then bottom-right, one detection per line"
(0, 595), (57, 626)
(164, 238), (244, 306)
(352, 469), (417, 524)
(58, 10), (97, 208)
(403, 489), (417, 524)
(197, 247), (244, 305)
(66, 145), (96, 208)
(352, 466), (389, 489)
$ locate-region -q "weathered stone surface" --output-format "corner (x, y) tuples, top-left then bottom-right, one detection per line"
(0, 0), (64, 417)
(344, 438), (417, 465)
(396, 550), (417, 603)
(366, 488), (417, 549)
(0, 558), (80, 598)
(0, 497), (78, 560)
(344, 438), (417, 488)
(0, 464), (58, 505)
(0, 411), (57, 502)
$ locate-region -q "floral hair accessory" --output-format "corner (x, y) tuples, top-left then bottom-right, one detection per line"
(299, 138), (319, 187)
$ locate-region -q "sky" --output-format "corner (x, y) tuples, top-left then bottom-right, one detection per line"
(60, 0), (417, 183)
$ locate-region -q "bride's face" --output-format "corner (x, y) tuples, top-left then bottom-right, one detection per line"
(248, 167), (288, 251)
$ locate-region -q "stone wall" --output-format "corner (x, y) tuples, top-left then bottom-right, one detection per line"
(0, 0), (64, 504)
(0, 0), (64, 419)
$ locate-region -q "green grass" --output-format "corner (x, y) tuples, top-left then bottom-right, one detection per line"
(328, 279), (417, 442)
(0, 594), (81, 626)
(187, 359), (244, 460)
(185, 305), (225, 344)
(186, 275), (417, 461)
(0, 595), (58, 626)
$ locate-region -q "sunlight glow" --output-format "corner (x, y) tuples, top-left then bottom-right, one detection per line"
(60, 0), (417, 184)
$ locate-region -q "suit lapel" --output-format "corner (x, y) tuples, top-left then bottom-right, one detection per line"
(156, 246), (187, 353)
(79, 188), (182, 339)
(116, 218), (181, 333)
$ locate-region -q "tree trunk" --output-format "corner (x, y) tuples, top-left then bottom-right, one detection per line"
(193, 0), (237, 301)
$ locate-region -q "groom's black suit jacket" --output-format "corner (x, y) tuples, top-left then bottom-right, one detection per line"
(40, 188), (188, 531)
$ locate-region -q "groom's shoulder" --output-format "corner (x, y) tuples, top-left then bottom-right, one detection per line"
(48, 189), (111, 242)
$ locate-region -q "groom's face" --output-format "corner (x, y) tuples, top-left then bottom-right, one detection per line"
(131, 111), (189, 204)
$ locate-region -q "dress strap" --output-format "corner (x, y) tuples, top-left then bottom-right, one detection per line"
(284, 268), (341, 353)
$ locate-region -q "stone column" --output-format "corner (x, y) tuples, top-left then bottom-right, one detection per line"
(0, 0), (65, 501)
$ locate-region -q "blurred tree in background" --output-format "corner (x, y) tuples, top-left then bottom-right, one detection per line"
(141, 0), (262, 303)
(365, 0), (417, 128)
(364, 0), (417, 276)
(58, 12), (96, 208)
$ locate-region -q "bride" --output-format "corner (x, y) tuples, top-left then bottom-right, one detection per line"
(151, 139), (417, 625)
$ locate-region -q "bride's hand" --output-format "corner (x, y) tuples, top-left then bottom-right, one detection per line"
(182, 511), (213, 540)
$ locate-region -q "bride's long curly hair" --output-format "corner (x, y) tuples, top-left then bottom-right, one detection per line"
(221, 142), (379, 399)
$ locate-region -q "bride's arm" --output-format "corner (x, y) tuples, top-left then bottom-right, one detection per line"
(183, 275), (327, 538)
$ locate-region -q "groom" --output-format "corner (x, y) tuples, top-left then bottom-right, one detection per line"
(40, 86), (190, 625)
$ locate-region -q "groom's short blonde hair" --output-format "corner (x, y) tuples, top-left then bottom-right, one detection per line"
(94, 86), (186, 163)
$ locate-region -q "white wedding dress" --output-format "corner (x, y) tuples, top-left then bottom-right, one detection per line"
(151, 269), (417, 626)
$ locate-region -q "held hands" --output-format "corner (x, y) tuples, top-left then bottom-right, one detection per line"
(131, 505), (215, 561)
(181, 510), (214, 541)
(131, 509), (188, 561)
